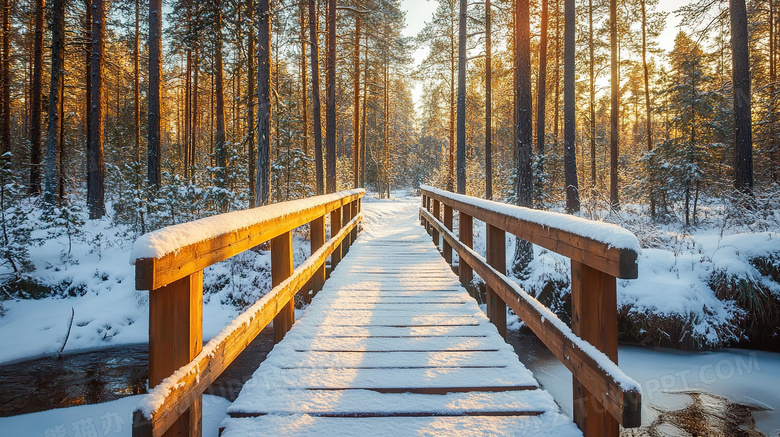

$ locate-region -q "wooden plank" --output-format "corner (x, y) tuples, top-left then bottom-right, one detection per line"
(133, 214), (362, 437)
(443, 204), (453, 266)
(228, 389), (553, 417)
(331, 207), (343, 267)
(486, 224), (507, 339)
(458, 212), (473, 286)
(272, 231), (294, 344)
(136, 191), (364, 290)
(147, 272), (203, 437)
(309, 216), (326, 303)
(350, 200), (359, 246)
(219, 415), (581, 436)
(572, 260), (619, 436)
(420, 208), (641, 427)
(422, 188), (637, 279)
(432, 199), (440, 248)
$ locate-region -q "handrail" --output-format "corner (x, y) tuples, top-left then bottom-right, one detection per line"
(131, 189), (365, 437)
(419, 186), (641, 435)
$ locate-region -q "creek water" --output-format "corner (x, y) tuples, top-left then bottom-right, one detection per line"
(0, 345), (148, 417)
(508, 329), (780, 436)
(0, 325), (276, 418)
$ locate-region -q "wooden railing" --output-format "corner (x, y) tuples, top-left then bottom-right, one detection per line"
(419, 186), (641, 436)
(131, 189), (365, 437)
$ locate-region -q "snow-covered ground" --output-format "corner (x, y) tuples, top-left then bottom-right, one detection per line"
(0, 394), (230, 437)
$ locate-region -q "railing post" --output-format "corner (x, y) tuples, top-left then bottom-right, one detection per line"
(350, 199), (359, 242)
(486, 224), (507, 338)
(443, 204), (453, 266)
(272, 231), (294, 344)
(342, 202), (352, 253)
(330, 207), (342, 267)
(420, 195), (425, 226)
(571, 260), (619, 437)
(309, 216), (326, 303)
(148, 272), (203, 437)
(458, 212), (473, 285)
(432, 199), (440, 248)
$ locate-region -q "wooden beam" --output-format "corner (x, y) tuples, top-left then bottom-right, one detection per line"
(134, 214), (363, 437)
(331, 207), (343, 267)
(420, 208), (641, 427)
(443, 205), (453, 266)
(432, 199), (440, 248)
(486, 224), (506, 339)
(310, 216), (326, 302)
(572, 260), (619, 436)
(148, 272), (203, 437)
(136, 191), (364, 291)
(422, 189), (637, 279)
(272, 231), (294, 343)
(458, 212), (473, 286)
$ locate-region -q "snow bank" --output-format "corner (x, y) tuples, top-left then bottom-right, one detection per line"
(421, 185), (641, 252)
(131, 189), (364, 261)
(0, 394), (229, 437)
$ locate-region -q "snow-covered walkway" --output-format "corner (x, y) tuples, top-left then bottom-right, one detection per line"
(220, 196), (580, 436)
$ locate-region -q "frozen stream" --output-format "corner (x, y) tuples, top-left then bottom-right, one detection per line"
(508, 330), (780, 436)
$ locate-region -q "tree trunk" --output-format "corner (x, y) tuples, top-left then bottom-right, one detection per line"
(730, 0), (754, 192)
(44, 0), (64, 204)
(192, 45), (198, 172)
(88, 0), (106, 218)
(642, 0), (654, 216)
(485, 0), (493, 199)
(58, 79), (65, 200)
(360, 34), (368, 188)
(456, 0), (467, 194)
(384, 56), (390, 199)
(609, 0), (619, 209)
(29, 0), (45, 194)
(325, 0), (337, 193)
(148, 0), (162, 190)
(256, 0), (271, 206)
(300, 3), (308, 158)
(248, 0), (256, 205)
(134, 0), (141, 170)
(215, 0), (227, 190)
(2, 0), (10, 156)
(537, 0), (547, 156)
(770, 0), (777, 183)
(184, 45), (192, 179)
(512, 0), (534, 277)
(449, 15), (455, 192)
(589, 0), (596, 186)
(309, 0), (324, 195)
(353, 15), (361, 189)
(564, 0), (579, 212)
(553, 0), (560, 148)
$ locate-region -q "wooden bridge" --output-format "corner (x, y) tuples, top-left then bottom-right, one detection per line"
(130, 187), (642, 437)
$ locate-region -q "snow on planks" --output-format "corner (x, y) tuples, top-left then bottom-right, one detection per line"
(221, 207), (580, 437)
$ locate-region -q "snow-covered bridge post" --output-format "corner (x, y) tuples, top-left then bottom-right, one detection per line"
(419, 185), (642, 436)
(432, 199), (440, 247)
(486, 224), (507, 339)
(271, 231), (294, 343)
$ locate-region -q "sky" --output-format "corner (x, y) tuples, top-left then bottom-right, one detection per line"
(399, 0), (687, 108)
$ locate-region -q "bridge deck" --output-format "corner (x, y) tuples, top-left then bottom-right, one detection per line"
(221, 200), (581, 436)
